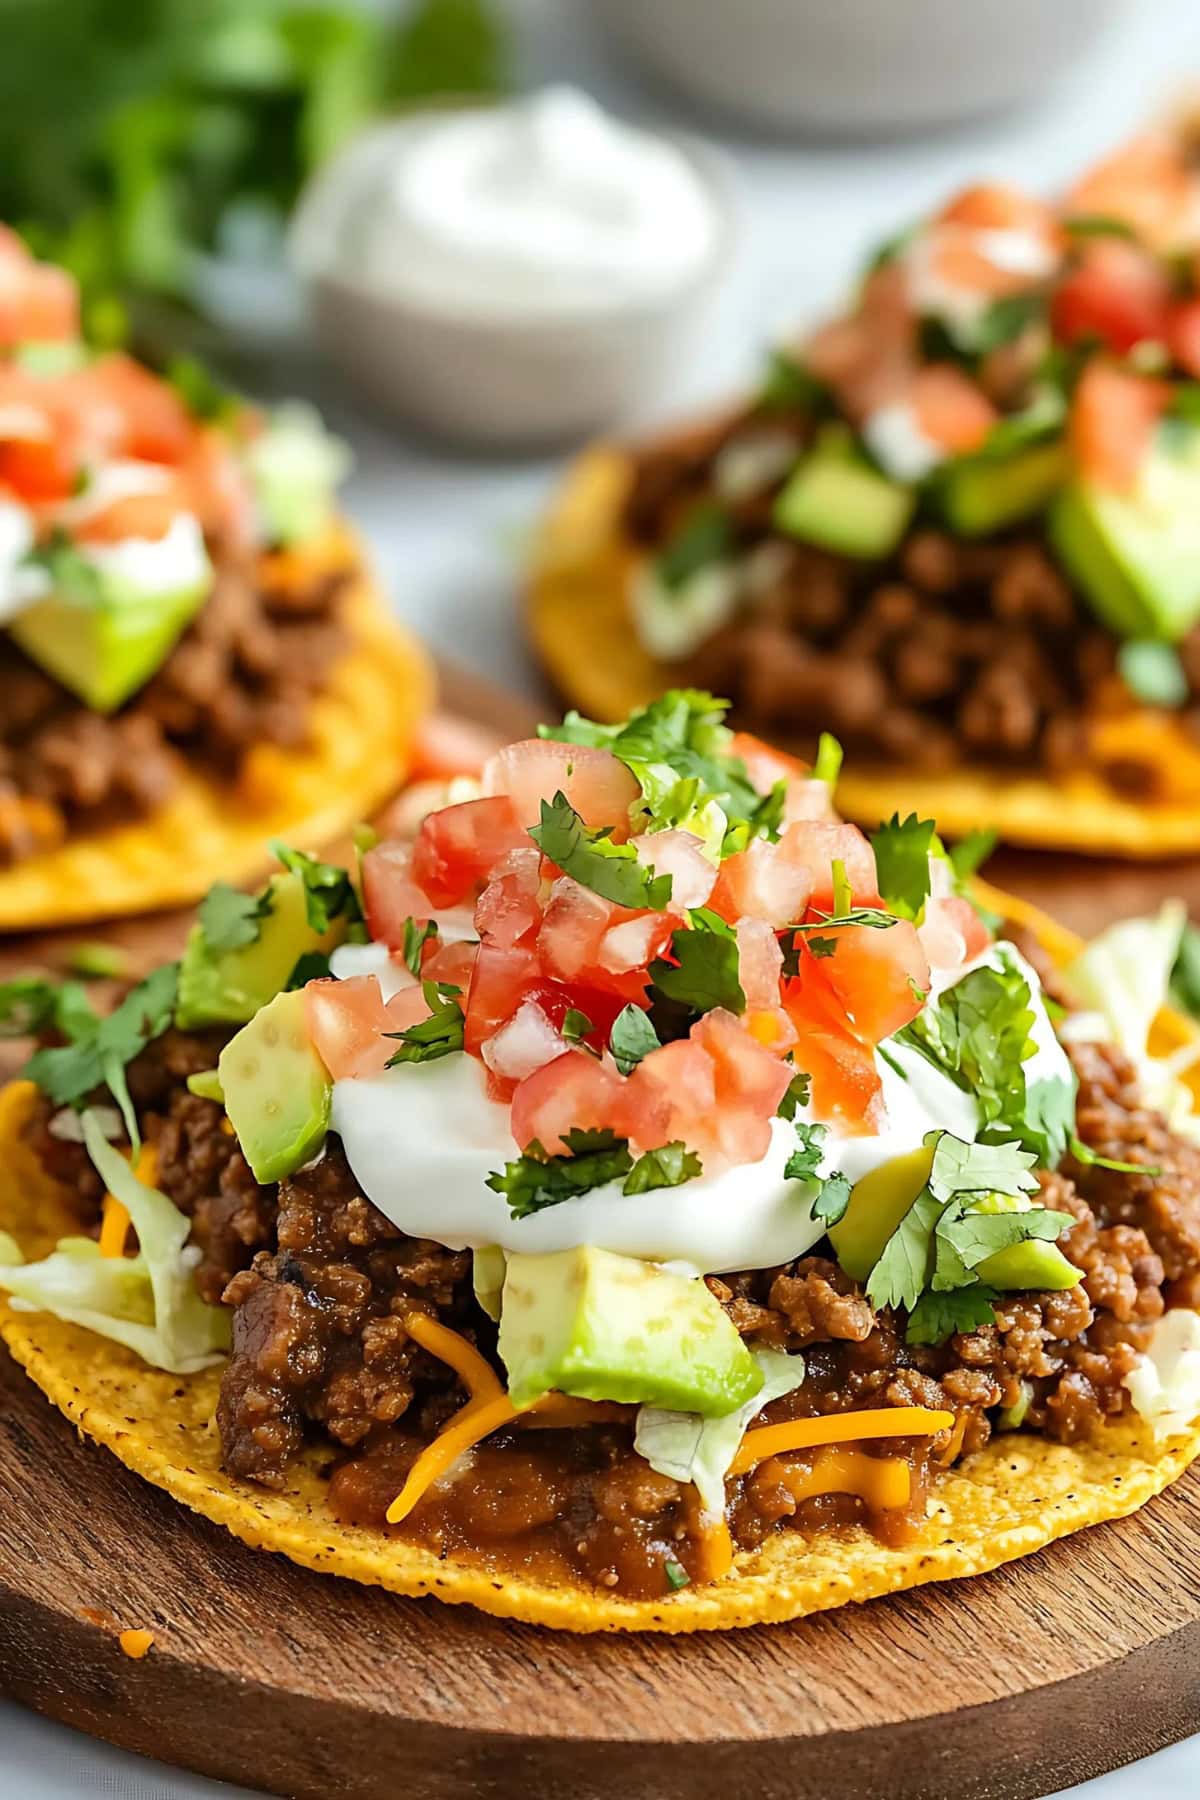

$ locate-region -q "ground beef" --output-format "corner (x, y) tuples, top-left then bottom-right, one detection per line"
(0, 550), (351, 864)
(623, 426), (1200, 788)
(217, 1142), (473, 1488)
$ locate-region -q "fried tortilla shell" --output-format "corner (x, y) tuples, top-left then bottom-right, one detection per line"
(527, 447), (1200, 859)
(0, 530), (434, 931)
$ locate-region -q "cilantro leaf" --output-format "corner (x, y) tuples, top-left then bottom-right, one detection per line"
(198, 881), (272, 954)
(1170, 921), (1200, 1020)
(624, 1141), (703, 1194)
(906, 1287), (999, 1347)
(0, 977), (95, 1041)
(657, 503), (735, 591)
(286, 951), (332, 990)
(813, 1172), (852, 1227)
(807, 936), (837, 959)
(866, 1190), (943, 1312)
(21, 529), (104, 604)
(932, 1203), (1075, 1291)
(384, 981), (464, 1066)
(22, 963), (179, 1151)
(270, 842), (361, 933)
(1068, 1135), (1160, 1177)
(776, 1069), (811, 1119)
(784, 1122), (827, 1182)
(947, 829), (997, 882)
(664, 1557), (691, 1592)
(870, 813), (937, 923)
(650, 909), (745, 1016)
(561, 1008), (594, 1046)
(609, 1004), (660, 1075)
(402, 916), (439, 979)
(926, 1131), (1039, 1204)
(487, 1130), (634, 1219)
(529, 792), (673, 910)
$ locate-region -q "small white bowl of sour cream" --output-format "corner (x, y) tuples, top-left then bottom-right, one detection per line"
(288, 87), (733, 449)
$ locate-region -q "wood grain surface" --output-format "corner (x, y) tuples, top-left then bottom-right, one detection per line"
(1, 663), (1199, 1800)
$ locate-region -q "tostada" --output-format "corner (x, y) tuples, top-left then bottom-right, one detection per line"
(1, 693), (1199, 1630)
(530, 123), (1200, 855)
(0, 228), (431, 929)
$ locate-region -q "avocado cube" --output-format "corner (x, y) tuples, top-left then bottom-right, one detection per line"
(218, 988), (331, 1185)
(498, 1246), (762, 1416)
(10, 568), (210, 713)
(934, 440), (1069, 537)
(828, 1146), (935, 1283)
(774, 428), (914, 559)
(176, 870), (349, 1030)
(974, 1239), (1081, 1292)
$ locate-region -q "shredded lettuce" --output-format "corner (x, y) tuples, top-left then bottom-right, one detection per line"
(0, 1111), (230, 1373)
(1063, 902), (1200, 1139)
(633, 1348), (806, 1518)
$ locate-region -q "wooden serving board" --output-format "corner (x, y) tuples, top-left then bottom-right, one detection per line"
(1, 665), (1199, 1800)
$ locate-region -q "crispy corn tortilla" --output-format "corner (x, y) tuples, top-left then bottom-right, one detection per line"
(2, 893), (1199, 1633)
(528, 447), (1200, 859)
(0, 529), (434, 931)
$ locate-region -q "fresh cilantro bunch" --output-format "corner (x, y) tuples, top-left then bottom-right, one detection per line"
(488, 1130), (701, 1219)
(860, 1131), (1074, 1345)
(543, 690), (785, 859)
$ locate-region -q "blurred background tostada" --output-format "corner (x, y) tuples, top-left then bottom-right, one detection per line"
(3, 697), (1200, 1627)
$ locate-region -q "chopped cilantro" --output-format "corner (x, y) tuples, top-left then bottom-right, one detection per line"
(657, 504), (735, 591)
(783, 1122), (827, 1182)
(286, 951), (332, 990)
(270, 842), (362, 933)
(21, 530), (103, 604)
(781, 909), (898, 974)
(906, 1287), (999, 1347)
(21, 962), (179, 1151)
(198, 880), (272, 954)
(384, 981), (464, 1066)
(807, 937), (837, 960)
(561, 1008), (594, 1046)
(664, 1557), (691, 1592)
(609, 1004), (660, 1075)
(487, 1129), (634, 1219)
(776, 1069), (811, 1120)
(1063, 214), (1136, 240)
(947, 829), (997, 882)
(813, 1172), (852, 1227)
(932, 1200), (1074, 1292)
(867, 1190), (944, 1313)
(649, 909), (745, 1017)
(926, 1132), (1039, 1205)
(402, 916), (439, 979)
(813, 732), (843, 787)
(1068, 1135), (1160, 1178)
(624, 1141), (703, 1194)
(530, 792), (672, 910)
(870, 813), (937, 922)
(758, 349), (826, 415)
(0, 976), (95, 1041)
(166, 353), (239, 422)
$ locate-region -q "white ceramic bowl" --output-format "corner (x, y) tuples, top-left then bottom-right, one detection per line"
(591, 0), (1129, 135)
(288, 114), (733, 450)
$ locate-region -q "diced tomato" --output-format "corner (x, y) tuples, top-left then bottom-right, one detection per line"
(918, 894), (992, 974)
(0, 433), (76, 503)
(484, 739), (640, 834)
(793, 821), (879, 912)
(729, 731), (834, 824)
(509, 1048), (627, 1153)
(410, 713), (501, 781)
(1168, 298), (1200, 380)
(691, 1008), (792, 1164)
(1051, 238), (1171, 355)
(1069, 359), (1168, 492)
(179, 423), (255, 545)
(536, 877), (652, 1001)
(709, 838), (812, 930)
(411, 795), (527, 908)
(464, 943), (542, 1056)
(474, 845), (544, 947)
(597, 911), (676, 976)
(937, 182), (1059, 243)
(630, 828), (716, 912)
(59, 353), (193, 463)
(361, 842), (437, 947)
(813, 919), (930, 1044)
(804, 261), (915, 423)
(911, 365), (997, 455)
(479, 997), (566, 1083)
(783, 978), (885, 1133)
(0, 240), (79, 347)
(422, 937), (478, 990)
(1066, 131), (1195, 253)
(303, 975), (428, 1082)
(625, 1037), (713, 1155)
(735, 917), (783, 1012)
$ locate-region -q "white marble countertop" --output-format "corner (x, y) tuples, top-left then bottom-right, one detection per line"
(5, 0), (1200, 1791)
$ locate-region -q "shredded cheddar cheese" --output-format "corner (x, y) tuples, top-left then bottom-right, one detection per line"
(98, 1144), (159, 1260)
(729, 1406), (953, 1475)
(692, 1516), (735, 1584)
(386, 1393), (523, 1523)
(402, 1311), (504, 1407)
(771, 1445), (911, 1512)
(118, 1628), (155, 1660)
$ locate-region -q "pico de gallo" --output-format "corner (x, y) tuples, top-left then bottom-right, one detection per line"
(4, 692), (1200, 1600)
(0, 227), (350, 864)
(620, 122), (1200, 807)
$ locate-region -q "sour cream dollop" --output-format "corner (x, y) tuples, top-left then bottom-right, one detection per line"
(334, 86), (721, 318)
(328, 937), (1070, 1277)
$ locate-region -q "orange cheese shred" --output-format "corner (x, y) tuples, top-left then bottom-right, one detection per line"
(772, 1445), (911, 1512)
(118, 1628), (155, 1660)
(98, 1144), (159, 1260)
(402, 1311), (504, 1407)
(729, 1405), (953, 1476)
(386, 1393), (522, 1524)
(692, 1516), (735, 1585)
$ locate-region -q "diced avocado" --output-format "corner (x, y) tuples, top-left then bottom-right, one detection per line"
(934, 440), (1069, 537)
(774, 426), (914, 559)
(176, 870), (348, 1030)
(473, 1246), (506, 1323)
(218, 989), (331, 1185)
(186, 1069), (224, 1103)
(1049, 428), (1200, 642)
(975, 1239), (1081, 1291)
(498, 1246), (762, 1416)
(11, 574), (210, 713)
(829, 1146), (935, 1283)
(245, 403), (350, 547)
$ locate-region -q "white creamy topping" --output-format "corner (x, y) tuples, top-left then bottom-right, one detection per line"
(329, 938), (1066, 1274)
(973, 227), (1058, 279)
(861, 404), (944, 483)
(1123, 1309), (1200, 1439)
(81, 510), (209, 596)
(629, 559), (741, 663)
(61, 459), (172, 526)
(0, 499), (47, 624)
(338, 86), (720, 318)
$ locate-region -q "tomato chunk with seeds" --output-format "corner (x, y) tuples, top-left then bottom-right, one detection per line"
(1069, 360), (1167, 492)
(484, 739), (640, 835)
(411, 795), (527, 908)
(814, 919), (930, 1044)
(303, 975), (429, 1082)
(510, 1048), (628, 1153)
(361, 842), (437, 947)
(464, 944), (542, 1056)
(783, 981), (884, 1133)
